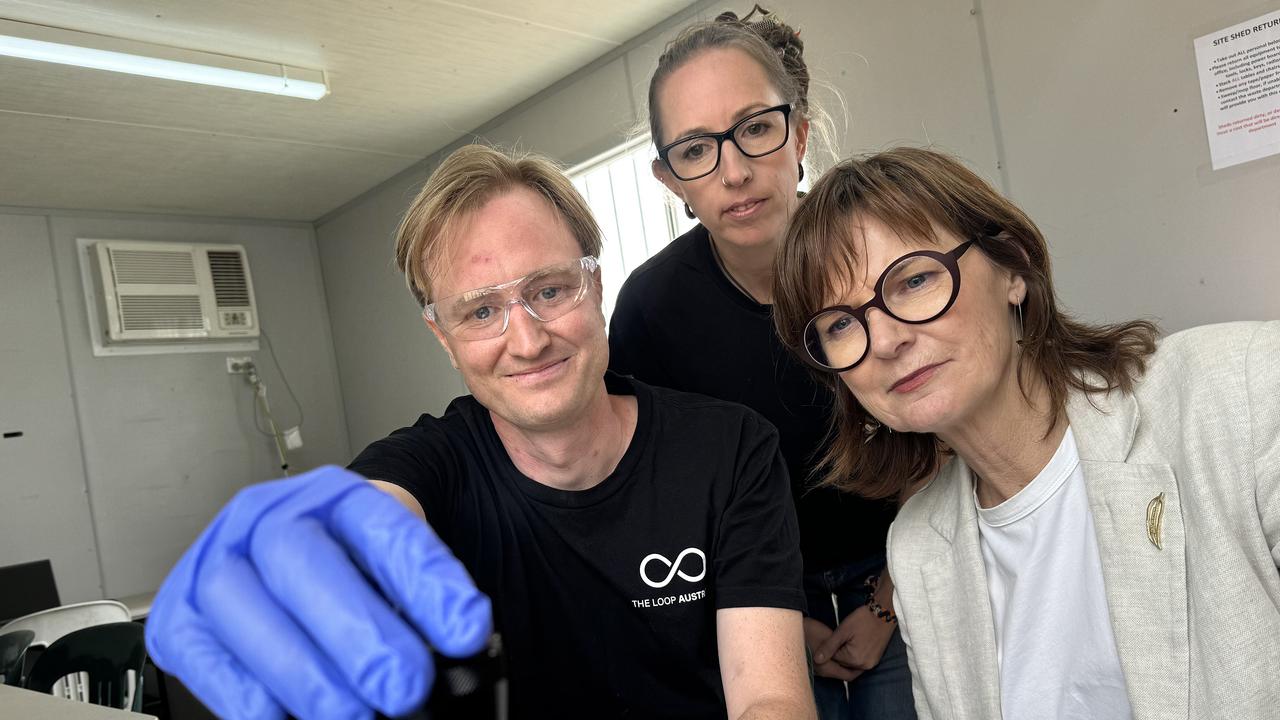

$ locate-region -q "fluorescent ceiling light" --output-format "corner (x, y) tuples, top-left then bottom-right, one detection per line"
(0, 20), (327, 100)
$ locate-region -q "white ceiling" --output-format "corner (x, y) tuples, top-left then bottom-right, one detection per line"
(0, 0), (690, 221)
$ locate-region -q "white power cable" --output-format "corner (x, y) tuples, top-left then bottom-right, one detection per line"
(246, 364), (290, 476)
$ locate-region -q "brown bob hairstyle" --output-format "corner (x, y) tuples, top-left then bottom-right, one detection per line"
(773, 147), (1158, 500)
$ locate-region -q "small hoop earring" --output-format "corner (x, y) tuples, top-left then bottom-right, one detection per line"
(798, 163), (805, 182)
(684, 203), (696, 220)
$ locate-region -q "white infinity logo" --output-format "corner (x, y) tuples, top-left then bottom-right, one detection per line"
(640, 547), (707, 588)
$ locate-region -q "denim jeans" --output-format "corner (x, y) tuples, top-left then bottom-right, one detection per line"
(804, 556), (917, 720)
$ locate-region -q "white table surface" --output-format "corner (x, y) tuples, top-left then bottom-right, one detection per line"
(0, 685), (157, 719)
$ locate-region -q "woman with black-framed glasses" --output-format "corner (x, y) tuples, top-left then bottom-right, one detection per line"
(608, 7), (917, 719)
(773, 146), (1280, 720)
(656, 103), (794, 184)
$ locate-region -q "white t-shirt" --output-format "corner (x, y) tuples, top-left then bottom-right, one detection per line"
(975, 426), (1133, 720)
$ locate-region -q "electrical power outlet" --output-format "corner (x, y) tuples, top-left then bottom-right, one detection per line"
(226, 356), (255, 374)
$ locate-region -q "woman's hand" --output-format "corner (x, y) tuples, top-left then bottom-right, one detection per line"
(813, 570), (898, 677)
(814, 604), (895, 675)
(804, 617), (863, 681)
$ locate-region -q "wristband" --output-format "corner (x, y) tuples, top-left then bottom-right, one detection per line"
(862, 574), (897, 625)
(866, 596), (897, 624)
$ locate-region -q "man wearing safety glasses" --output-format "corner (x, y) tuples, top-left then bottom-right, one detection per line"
(144, 144), (815, 720)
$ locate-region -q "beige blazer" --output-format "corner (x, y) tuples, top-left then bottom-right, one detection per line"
(886, 321), (1280, 720)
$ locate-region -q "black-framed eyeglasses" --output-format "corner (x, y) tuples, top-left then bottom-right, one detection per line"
(657, 104), (792, 181)
(801, 241), (976, 371)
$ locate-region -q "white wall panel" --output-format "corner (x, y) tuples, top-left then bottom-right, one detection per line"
(979, 0), (1280, 329)
(0, 213), (101, 603)
(44, 212), (350, 598)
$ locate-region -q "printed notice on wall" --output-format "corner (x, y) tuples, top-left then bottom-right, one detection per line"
(1194, 9), (1280, 169)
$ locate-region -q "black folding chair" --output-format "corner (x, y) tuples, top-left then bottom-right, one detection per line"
(25, 621), (147, 711)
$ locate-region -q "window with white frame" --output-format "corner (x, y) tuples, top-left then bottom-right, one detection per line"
(569, 138), (695, 321)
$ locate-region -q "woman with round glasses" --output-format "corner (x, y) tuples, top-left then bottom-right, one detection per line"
(773, 147), (1280, 719)
(608, 7), (915, 718)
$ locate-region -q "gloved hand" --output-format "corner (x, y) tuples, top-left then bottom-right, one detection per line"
(145, 465), (492, 720)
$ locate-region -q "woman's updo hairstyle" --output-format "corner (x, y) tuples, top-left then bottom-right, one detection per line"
(726, 6), (810, 116)
(648, 5), (810, 147)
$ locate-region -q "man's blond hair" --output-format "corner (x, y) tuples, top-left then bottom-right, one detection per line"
(394, 144), (603, 307)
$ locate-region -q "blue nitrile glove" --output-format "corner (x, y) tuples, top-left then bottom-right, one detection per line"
(145, 465), (492, 720)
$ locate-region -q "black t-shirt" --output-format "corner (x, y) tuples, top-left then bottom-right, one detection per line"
(348, 373), (803, 719)
(608, 224), (897, 574)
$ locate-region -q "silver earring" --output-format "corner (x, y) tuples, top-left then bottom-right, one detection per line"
(1015, 302), (1025, 346)
(862, 419), (881, 444)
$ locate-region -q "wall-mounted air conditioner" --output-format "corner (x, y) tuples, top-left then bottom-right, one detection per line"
(88, 240), (259, 344)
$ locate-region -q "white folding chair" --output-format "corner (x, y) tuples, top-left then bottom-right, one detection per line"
(0, 600), (132, 649)
(0, 600), (134, 703)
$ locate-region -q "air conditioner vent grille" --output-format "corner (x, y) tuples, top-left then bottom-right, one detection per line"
(207, 251), (250, 307)
(110, 249), (197, 285)
(119, 296), (205, 331)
